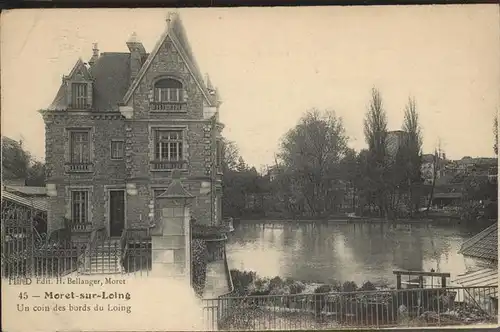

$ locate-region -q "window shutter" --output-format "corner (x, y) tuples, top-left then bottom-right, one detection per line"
(183, 89), (188, 102)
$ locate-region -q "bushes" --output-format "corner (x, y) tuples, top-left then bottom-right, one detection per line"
(229, 269), (381, 298)
(230, 269), (256, 296)
(342, 281), (358, 292)
(359, 281), (377, 291)
(191, 239), (208, 296)
(288, 280), (306, 294)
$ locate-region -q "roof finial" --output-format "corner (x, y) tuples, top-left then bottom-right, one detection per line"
(166, 12), (175, 28)
(127, 32), (139, 44)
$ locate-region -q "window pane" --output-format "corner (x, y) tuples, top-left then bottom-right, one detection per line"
(111, 141), (123, 159)
(154, 130), (184, 161)
(169, 143), (177, 160)
(70, 131), (90, 163)
(161, 88), (168, 102)
(161, 142), (168, 159)
(169, 89), (179, 102)
(72, 83), (88, 108)
(71, 191), (88, 224)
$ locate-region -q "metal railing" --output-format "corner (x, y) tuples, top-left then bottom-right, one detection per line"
(120, 228), (151, 276)
(202, 286), (498, 331)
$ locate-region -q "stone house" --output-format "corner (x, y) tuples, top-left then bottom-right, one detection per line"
(40, 13), (225, 240)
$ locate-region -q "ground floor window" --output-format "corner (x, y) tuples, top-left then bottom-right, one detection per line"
(71, 190), (89, 225)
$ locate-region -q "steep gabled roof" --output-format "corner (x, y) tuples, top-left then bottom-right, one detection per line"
(90, 53), (130, 111)
(68, 58), (93, 81)
(46, 53), (131, 111)
(459, 223), (498, 262)
(46, 84), (67, 111)
(122, 13), (215, 107)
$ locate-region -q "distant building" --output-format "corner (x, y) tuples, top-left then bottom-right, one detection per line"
(386, 130), (407, 159)
(266, 165), (281, 182)
(421, 152), (446, 185)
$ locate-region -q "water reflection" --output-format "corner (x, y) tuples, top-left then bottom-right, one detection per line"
(226, 221), (482, 287)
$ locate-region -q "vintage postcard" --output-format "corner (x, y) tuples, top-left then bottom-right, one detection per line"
(1, 5), (499, 331)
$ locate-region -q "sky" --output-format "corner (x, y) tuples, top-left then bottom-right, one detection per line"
(2, 6), (499, 169)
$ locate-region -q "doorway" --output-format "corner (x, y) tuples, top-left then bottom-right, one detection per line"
(109, 190), (125, 237)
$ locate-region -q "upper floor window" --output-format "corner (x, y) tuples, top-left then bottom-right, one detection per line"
(111, 140), (124, 160)
(154, 130), (183, 161)
(71, 83), (88, 109)
(70, 130), (90, 163)
(154, 79), (184, 103)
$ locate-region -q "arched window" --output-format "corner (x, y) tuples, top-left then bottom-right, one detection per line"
(154, 78), (184, 102)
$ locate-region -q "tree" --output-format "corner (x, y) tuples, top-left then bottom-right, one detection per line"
(426, 144), (441, 214)
(26, 161), (46, 187)
(2, 138), (30, 180)
(236, 156), (247, 173)
(222, 138), (239, 172)
(363, 88), (389, 217)
(401, 97), (423, 217)
(2, 137), (45, 186)
(278, 109), (348, 217)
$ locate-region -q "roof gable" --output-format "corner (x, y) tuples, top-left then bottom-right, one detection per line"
(68, 58), (93, 81)
(46, 53), (130, 112)
(122, 13), (214, 107)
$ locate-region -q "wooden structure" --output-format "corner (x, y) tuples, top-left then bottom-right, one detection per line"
(394, 270), (451, 289)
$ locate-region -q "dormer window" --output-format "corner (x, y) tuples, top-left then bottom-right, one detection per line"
(150, 78), (187, 112)
(72, 83), (89, 109)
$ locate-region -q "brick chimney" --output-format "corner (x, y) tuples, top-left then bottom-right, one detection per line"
(88, 43), (99, 67)
(126, 32), (147, 83)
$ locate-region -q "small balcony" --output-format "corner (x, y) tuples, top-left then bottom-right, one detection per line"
(64, 162), (94, 173)
(150, 160), (188, 171)
(71, 222), (93, 232)
(150, 101), (187, 112)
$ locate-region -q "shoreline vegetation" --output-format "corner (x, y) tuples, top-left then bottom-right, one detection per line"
(229, 269), (388, 298)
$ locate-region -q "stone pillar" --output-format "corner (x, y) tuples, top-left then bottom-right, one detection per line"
(151, 201), (191, 280)
(150, 170), (194, 283)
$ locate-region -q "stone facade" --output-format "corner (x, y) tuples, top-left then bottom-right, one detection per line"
(41, 16), (224, 238)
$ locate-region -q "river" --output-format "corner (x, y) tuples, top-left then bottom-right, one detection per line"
(226, 220), (490, 288)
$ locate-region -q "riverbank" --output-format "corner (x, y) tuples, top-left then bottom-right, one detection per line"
(232, 216), (496, 226)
